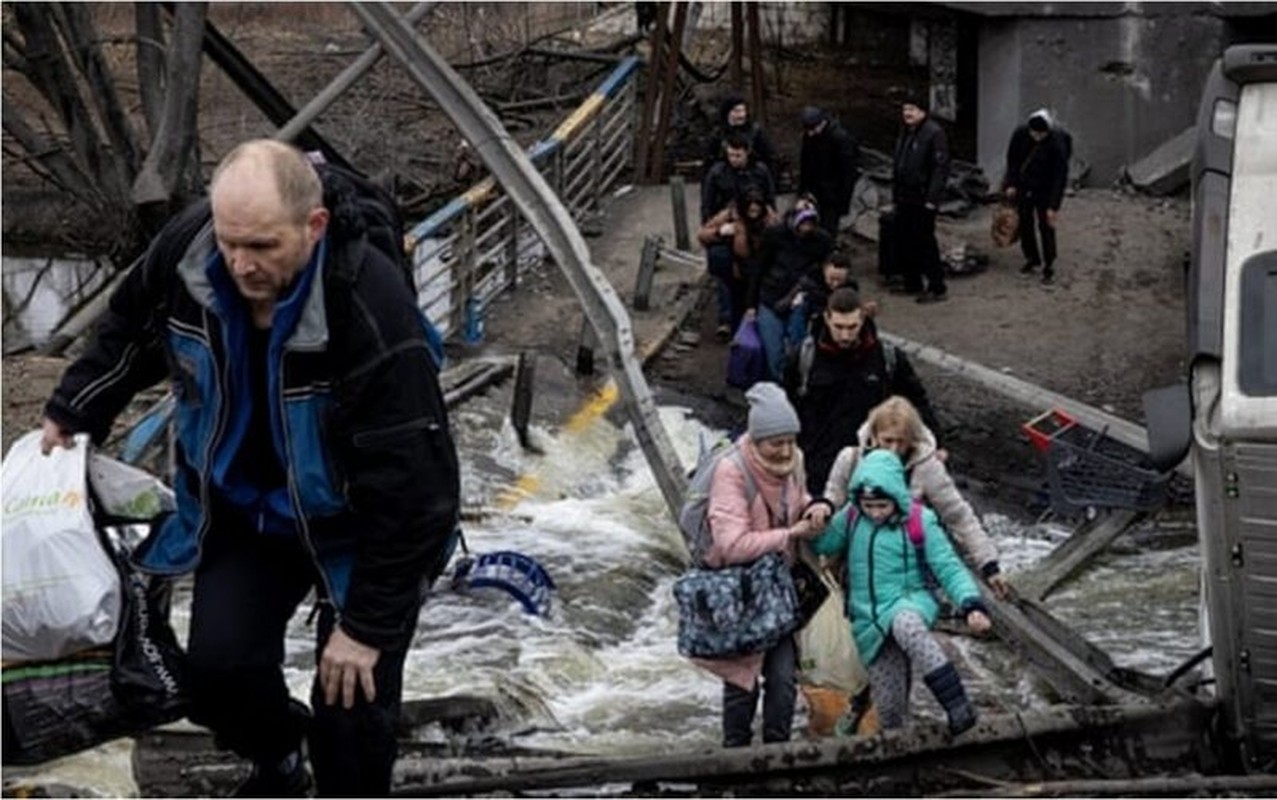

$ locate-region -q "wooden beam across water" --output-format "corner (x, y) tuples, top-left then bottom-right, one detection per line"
(387, 698), (1217, 797)
(1016, 509), (1144, 602)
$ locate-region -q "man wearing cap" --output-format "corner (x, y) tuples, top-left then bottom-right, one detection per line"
(798, 106), (860, 235)
(1003, 109), (1072, 285)
(891, 96), (950, 303)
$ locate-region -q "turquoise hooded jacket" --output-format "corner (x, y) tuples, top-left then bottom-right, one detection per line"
(810, 449), (984, 664)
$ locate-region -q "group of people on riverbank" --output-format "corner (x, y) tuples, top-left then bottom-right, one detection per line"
(684, 93), (1057, 748)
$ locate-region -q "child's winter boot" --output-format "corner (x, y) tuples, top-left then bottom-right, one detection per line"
(923, 662), (977, 736)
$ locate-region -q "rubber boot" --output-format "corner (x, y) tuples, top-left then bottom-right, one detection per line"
(923, 663), (977, 736)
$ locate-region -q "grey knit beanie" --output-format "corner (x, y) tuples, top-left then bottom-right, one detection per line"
(746, 382), (801, 441)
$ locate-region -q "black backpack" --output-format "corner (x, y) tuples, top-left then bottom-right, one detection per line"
(313, 161), (445, 367)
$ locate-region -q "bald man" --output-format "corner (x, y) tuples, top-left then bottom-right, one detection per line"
(42, 140), (459, 796)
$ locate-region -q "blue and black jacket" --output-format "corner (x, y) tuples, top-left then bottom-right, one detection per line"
(45, 180), (460, 650)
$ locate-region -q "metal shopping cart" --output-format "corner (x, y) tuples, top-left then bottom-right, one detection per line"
(1022, 409), (1173, 517)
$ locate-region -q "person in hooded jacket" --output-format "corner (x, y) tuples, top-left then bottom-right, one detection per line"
(705, 93), (777, 175)
(810, 449), (991, 734)
(698, 382), (832, 747)
(698, 186), (779, 339)
(745, 199), (833, 382)
(798, 106), (860, 235)
(1003, 109), (1072, 285)
(787, 287), (939, 496)
(823, 396), (1009, 598)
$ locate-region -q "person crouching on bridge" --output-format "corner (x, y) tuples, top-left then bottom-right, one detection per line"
(700, 383), (831, 747)
(810, 449), (990, 735)
(698, 186), (779, 340)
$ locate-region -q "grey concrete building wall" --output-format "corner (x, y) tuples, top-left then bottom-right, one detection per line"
(977, 10), (1228, 186)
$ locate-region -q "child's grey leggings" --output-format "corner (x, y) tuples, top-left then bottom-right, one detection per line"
(866, 610), (949, 729)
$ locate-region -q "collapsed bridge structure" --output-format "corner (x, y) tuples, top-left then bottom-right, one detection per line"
(15, 4), (1275, 797)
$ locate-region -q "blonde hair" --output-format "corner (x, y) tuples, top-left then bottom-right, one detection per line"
(867, 396), (925, 449)
(210, 139), (322, 225)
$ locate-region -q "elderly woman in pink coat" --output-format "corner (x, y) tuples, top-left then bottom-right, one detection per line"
(699, 382), (832, 747)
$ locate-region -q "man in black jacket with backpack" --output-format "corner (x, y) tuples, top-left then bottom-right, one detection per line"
(1003, 109), (1072, 285)
(40, 139), (460, 797)
(787, 287), (940, 495)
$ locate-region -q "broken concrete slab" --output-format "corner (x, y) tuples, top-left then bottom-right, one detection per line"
(1124, 125), (1194, 196)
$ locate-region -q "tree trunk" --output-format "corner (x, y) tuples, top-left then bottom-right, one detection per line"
(131, 2), (206, 217)
(135, 3), (166, 134)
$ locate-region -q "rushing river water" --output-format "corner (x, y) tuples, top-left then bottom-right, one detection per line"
(5, 361), (1202, 795)
(2, 257), (112, 352)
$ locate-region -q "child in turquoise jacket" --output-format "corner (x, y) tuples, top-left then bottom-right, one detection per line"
(810, 449), (991, 734)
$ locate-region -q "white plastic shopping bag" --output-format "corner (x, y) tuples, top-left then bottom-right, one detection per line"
(796, 563), (868, 695)
(2, 430), (121, 661)
(88, 452), (175, 520)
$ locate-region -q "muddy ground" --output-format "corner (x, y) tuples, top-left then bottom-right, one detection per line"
(2, 8), (1192, 525)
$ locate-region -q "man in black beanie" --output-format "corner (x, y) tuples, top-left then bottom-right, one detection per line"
(891, 95), (950, 303)
(1002, 109), (1072, 285)
(798, 105), (860, 235)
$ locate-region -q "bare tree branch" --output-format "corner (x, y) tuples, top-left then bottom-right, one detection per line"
(2, 89), (98, 199)
(10, 3), (110, 197)
(3, 27), (29, 72)
(134, 1), (165, 135)
(131, 1), (205, 207)
(51, 2), (143, 177)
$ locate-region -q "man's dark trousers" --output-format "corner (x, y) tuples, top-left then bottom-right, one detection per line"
(186, 523), (411, 796)
(1018, 196), (1056, 270)
(895, 202), (946, 296)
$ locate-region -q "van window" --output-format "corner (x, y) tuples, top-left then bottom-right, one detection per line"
(1239, 252), (1277, 396)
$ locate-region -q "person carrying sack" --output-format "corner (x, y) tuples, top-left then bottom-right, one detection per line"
(690, 383), (832, 748)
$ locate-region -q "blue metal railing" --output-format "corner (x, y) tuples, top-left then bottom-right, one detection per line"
(405, 56), (640, 338)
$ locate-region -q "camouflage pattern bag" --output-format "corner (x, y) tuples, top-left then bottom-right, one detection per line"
(673, 552), (800, 659)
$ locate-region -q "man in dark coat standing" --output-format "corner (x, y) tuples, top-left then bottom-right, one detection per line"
(1003, 109), (1071, 285)
(891, 96), (950, 303)
(798, 106), (860, 235)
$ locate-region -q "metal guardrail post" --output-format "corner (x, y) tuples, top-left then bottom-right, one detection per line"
(633, 235), (661, 311)
(575, 317), (596, 376)
(512, 350), (536, 451)
(454, 207), (476, 334)
(670, 176), (690, 251)
(505, 208), (520, 289)
(590, 113), (603, 214)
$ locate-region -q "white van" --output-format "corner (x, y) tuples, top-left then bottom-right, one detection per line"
(1150, 43), (1277, 772)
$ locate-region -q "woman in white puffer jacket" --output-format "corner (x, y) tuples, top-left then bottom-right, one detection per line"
(822, 395), (1010, 597)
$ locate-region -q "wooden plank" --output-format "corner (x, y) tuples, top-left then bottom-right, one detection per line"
(978, 586), (1152, 706)
(1016, 509), (1143, 602)
(389, 699), (1214, 797)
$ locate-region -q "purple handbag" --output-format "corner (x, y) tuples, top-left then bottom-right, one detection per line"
(727, 318), (766, 390)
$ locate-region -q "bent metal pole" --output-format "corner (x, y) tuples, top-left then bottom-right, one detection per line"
(349, 2), (688, 519)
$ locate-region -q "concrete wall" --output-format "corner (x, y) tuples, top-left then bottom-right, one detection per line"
(977, 10), (1228, 186)
(696, 2), (831, 44)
